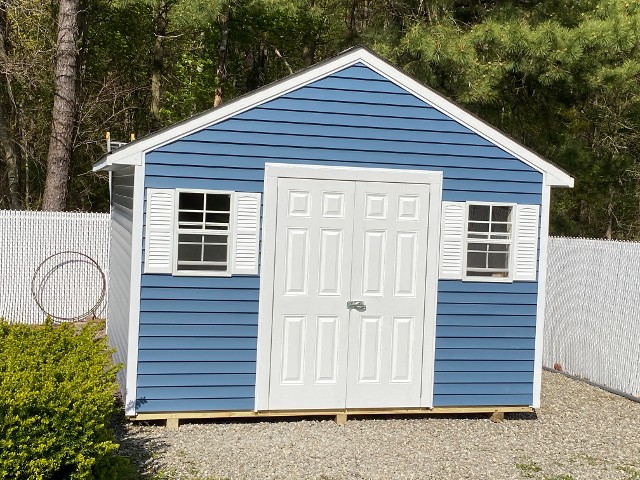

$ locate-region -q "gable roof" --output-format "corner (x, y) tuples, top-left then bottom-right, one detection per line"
(94, 46), (573, 187)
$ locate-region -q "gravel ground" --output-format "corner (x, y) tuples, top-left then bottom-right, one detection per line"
(120, 370), (640, 480)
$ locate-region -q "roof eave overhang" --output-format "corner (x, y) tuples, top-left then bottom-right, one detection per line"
(92, 47), (574, 188)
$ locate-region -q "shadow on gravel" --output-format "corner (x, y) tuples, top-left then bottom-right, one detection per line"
(112, 413), (170, 479)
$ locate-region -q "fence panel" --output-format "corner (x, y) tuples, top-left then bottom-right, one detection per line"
(544, 237), (640, 398)
(0, 210), (110, 324)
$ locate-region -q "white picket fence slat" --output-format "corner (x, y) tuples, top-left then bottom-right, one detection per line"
(1, 211), (638, 397)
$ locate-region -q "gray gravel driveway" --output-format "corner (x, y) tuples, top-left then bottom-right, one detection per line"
(121, 370), (640, 479)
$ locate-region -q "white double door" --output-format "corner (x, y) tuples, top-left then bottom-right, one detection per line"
(268, 177), (432, 410)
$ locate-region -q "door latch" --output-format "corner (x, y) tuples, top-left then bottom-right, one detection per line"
(347, 300), (366, 312)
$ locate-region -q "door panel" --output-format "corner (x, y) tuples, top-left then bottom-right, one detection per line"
(268, 178), (355, 409)
(268, 177), (431, 410)
(346, 182), (430, 408)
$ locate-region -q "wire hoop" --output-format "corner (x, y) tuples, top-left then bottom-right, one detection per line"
(31, 251), (107, 322)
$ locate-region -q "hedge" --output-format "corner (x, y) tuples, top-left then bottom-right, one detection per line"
(0, 319), (135, 479)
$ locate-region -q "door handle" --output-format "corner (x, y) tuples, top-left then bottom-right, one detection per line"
(347, 300), (366, 312)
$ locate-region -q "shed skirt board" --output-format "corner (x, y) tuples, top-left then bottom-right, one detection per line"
(261, 167), (439, 411)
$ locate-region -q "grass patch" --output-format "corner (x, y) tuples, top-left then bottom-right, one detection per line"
(619, 465), (640, 480)
(516, 461), (542, 478)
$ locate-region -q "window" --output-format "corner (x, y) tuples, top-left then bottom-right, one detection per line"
(176, 190), (232, 273)
(439, 200), (539, 282)
(465, 203), (513, 279)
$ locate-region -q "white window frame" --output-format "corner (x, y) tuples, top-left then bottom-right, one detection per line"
(172, 188), (235, 277)
(462, 201), (516, 283)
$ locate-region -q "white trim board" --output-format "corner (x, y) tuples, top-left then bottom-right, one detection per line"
(124, 157), (145, 416)
(92, 47), (573, 188)
(255, 163), (443, 411)
(532, 180), (551, 408)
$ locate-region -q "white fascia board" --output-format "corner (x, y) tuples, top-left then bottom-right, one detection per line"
(354, 52), (574, 188)
(93, 47), (574, 188)
(93, 152), (142, 172)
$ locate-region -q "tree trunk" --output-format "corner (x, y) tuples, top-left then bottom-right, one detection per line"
(42, 0), (79, 211)
(214, 1), (231, 108)
(0, 3), (21, 209)
(302, 0), (316, 66)
(151, 0), (168, 131)
(0, 104), (20, 208)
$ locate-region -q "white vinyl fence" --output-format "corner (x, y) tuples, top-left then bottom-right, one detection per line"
(0, 210), (110, 324)
(544, 237), (640, 398)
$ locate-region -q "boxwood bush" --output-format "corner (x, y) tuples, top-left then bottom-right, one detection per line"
(0, 319), (134, 479)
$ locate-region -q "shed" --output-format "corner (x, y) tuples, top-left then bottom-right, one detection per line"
(94, 47), (573, 423)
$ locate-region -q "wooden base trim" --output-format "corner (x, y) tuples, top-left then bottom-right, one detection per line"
(131, 406), (534, 422)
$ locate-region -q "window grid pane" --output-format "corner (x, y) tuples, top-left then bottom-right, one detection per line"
(466, 204), (513, 279)
(176, 191), (232, 273)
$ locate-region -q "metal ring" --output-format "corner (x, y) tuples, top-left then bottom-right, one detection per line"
(31, 251), (106, 322)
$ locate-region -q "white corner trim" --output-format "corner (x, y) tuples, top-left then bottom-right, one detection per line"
(532, 181), (551, 408)
(91, 48), (573, 188)
(254, 167), (279, 411)
(420, 179), (443, 408)
(124, 156), (145, 416)
(256, 163), (443, 411)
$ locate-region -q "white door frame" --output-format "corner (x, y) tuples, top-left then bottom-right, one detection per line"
(255, 163), (443, 411)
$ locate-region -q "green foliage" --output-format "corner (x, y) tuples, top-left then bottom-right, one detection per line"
(0, 320), (130, 480)
(2, 0), (640, 238)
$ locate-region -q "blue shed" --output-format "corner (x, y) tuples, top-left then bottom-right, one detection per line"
(94, 47), (573, 424)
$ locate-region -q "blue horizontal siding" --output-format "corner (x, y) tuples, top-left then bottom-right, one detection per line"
(136, 62), (542, 412)
(435, 349), (534, 361)
(437, 315), (537, 327)
(141, 288), (258, 301)
(239, 108), (474, 133)
(153, 146), (534, 172)
(206, 118), (495, 146)
(140, 300), (260, 313)
(438, 292), (537, 305)
(434, 371), (533, 383)
(436, 361), (534, 372)
(138, 386), (254, 400)
(138, 337), (257, 350)
(433, 394), (532, 406)
(434, 277), (537, 406)
(438, 304), (537, 316)
(140, 312), (258, 325)
(438, 280), (538, 293)
(138, 349), (257, 362)
(147, 153), (541, 182)
(138, 361), (256, 375)
(138, 373), (255, 387)
(138, 324), (258, 337)
(136, 398), (254, 413)
(436, 326), (536, 338)
(436, 337), (535, 349)
(141, 274), (260, 289)
(436, 383), (533, 395)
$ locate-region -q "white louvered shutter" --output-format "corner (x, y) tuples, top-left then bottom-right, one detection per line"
(439, 201), (466, 279)
(514, 204), (540, 281)
(144, 189), (175, 274)
(232, 192), (262, 275)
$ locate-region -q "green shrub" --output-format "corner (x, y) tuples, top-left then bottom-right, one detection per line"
(0, 319), (131, 480)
